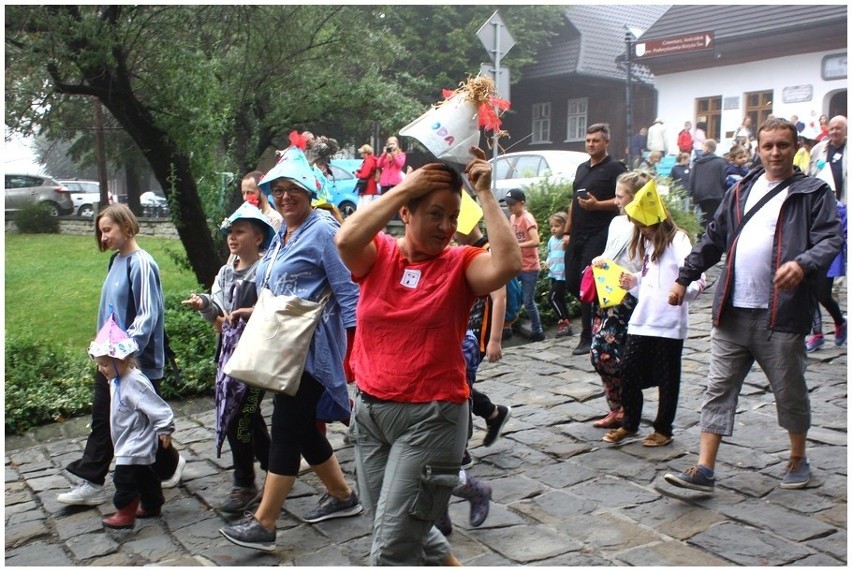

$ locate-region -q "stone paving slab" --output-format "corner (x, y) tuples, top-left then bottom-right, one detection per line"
(4, 265), (847, 566)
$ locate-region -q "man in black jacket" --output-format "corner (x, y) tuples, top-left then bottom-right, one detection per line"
(664, 118), (843, 494)
(687, 139), (727, 229)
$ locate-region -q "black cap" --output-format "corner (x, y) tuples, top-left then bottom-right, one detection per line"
(504, 188), (526, 203)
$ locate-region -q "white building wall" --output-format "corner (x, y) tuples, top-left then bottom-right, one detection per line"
(653, 49), (847, 153)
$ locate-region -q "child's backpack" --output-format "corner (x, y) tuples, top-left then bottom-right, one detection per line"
(504, 276), (523, 325)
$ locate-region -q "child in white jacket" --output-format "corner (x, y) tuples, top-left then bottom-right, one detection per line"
(603, 181), (705, 446)
(89, 313), (175, 530)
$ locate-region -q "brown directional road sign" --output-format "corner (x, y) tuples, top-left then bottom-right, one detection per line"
(634, 31), (714, 59)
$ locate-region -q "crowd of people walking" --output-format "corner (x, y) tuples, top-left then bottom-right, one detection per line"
(54, 113), (845, 564)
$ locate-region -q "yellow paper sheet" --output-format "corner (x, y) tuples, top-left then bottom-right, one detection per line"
(592, 259), (629, 308)
(457, 190), (484, 235)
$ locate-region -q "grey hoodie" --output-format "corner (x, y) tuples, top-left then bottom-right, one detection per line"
(110, 368), (175, 466)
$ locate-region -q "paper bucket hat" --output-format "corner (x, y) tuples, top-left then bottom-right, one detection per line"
(220, 201), (276, 250)
(258, 137), (320, 200)
(88, 313), (138, 360)
(625, 179), (668, 226)
(399, 93), (481, 164)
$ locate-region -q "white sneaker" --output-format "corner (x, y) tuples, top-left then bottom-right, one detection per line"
(161, 454), (186, 489)
(57, 480), (108, 506)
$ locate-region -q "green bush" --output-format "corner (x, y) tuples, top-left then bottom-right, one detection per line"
(5, 333), (94, 434)
(4, 295), (217, 435)
(14, 201), (60, 234)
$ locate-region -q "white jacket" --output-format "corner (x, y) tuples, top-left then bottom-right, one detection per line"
(627, 232), (705, 340)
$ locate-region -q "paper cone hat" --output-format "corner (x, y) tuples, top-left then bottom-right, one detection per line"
(88, 313), (138, 360)
(220, 202), (276, 250)
(259, 144), (320, 200)
(592, 259), (628, 308)
(625, 179), (667, 226)
(399, 94), (481, 164)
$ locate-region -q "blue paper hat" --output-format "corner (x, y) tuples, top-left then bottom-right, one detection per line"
(220, 202), (276, 250)
(258, 144), (320, 201)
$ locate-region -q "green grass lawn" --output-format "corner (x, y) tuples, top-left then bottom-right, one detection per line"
(5, 233), (203, 351)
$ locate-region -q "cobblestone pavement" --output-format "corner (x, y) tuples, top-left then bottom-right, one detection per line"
(5, 266), (847, 566)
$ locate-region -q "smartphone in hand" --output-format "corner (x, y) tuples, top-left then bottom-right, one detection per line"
(575, 188), (589, 200)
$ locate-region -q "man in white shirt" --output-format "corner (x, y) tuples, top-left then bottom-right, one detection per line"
(646, 118), (667, 155)
(664, 118), (842, 494)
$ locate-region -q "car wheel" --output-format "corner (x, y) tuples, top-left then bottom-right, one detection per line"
(42, 201), (61, 217)
(338, 201), (357, 219)
(78, 204), (95, 218)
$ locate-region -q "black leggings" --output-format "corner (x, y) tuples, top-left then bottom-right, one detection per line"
(268, 372), (334, 476)
(113, 464), (163, 511)
(812, 274), (844, 332)
(548, 279), (570, 321)
(228, 387), (270, 488)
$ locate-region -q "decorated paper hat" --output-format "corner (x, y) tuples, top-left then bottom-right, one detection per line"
(625, 179), (668, 226)
(258, 131), (320, 200)
(88, 313), (138, 360)
(220, 202), (276, 250)
(399, 75), (510, 164)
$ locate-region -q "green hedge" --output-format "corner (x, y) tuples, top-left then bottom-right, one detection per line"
(5, 294), (217, 435)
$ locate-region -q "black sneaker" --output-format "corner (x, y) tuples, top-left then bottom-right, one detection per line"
(302, 491), (363, 523)
(461, 450), (474, 469)
(483, 405), (512, 447)
(220, 486), (261, 514)
(219, 513), (276, 552)
(530, 331), (546, 342)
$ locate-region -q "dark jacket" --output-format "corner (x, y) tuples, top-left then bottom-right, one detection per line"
(687, 152), (727, 202)
(676, 168), (843, 334)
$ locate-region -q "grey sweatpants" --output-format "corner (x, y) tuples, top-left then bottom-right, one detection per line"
(353, 391), (468, 566)
(700, 307), (810, 436)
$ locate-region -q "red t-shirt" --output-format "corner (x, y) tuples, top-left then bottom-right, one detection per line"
(352, 233), (482, 403)
(511, 210), (541, 272)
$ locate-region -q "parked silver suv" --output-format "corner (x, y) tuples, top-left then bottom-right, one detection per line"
(5, 174), (74, 216)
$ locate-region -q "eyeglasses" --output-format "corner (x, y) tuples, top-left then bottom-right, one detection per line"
(271, 185), (303, 197)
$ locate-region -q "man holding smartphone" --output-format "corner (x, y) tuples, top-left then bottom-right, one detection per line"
(563, 123), (627, 355)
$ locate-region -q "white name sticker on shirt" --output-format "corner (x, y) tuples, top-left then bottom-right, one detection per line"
(401, 268), (421, 289)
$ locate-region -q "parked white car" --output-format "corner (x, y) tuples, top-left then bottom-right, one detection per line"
(59, 180), (101, 217)
(489, 150), (590, 202)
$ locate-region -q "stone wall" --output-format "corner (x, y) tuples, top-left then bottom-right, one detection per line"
(6, 216), (402, 240)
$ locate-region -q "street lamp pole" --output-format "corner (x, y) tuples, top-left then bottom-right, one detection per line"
(625, 31), (634, 169)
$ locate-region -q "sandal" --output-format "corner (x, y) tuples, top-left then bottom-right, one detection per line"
(642, 432), (673, 447)
(602, 427), (637, 443)
(593, 409), (624, 429)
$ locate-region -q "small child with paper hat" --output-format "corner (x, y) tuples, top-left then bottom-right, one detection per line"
(89, 313), (175, 530)
(181, 201), (274, 514)
(602, 180), (705, 447)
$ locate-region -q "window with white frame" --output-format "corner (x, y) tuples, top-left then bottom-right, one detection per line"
(566, 97), (588, 142)
(531, 102), (551, 144)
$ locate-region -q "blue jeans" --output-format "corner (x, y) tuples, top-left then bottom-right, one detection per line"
(519, 270), (543, 335)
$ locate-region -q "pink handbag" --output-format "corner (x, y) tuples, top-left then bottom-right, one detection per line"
(579, 265), (597, 304)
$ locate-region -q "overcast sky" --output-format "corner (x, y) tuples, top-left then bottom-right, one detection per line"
(4, 130), (42, 175)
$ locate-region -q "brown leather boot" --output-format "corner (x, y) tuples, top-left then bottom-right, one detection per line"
(103, 498), (139, 530)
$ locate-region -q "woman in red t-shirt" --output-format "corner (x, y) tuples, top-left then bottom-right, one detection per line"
(335, 147), (521, 566)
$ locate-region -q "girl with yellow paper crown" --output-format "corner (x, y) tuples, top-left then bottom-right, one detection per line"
(588, 171), (651, 429)
(602, 180), (705, 447)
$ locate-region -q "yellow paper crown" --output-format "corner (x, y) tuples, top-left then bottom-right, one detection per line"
(624, 179), (667, 226)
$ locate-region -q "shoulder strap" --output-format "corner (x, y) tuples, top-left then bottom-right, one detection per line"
(732, 175), (797, 239)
